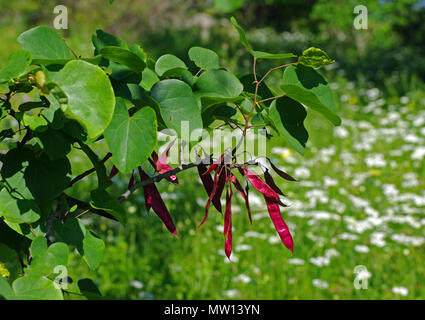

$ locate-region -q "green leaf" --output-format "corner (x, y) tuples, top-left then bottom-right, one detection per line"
(0, 189), (41, 224)
(25, 154), (71, 203)
(90, 189), (127, 225)
(52, 218), (105, 270)
(78, 278), (103, 300)
(100, 46), (146, 73)
(0, 276), (14, 299)
(115, 83), (166, 128)
(17, 26), (70, 60)
(239, 73), (274, 106)
(34, 129), (73, 161)
(12, 275), (63, 300)
(22, 111), (49, 132)
(230, 16), (254, 55)
(252, 51), (297, 60)
(214, 0), (244, 12)
(140, 68), (159, 91)
(82, 231), (105, 270)
(52, 60), (116, 138)
(268, 96), (308, 155)
(92, 29), (128, 54)
(0, 244), (21, 282)
(0, 50), (32, 83)
(155, 54), (187, 77)
(28, 239), (69, 277)
(30, 56), (103, 67)
(281, 64), (341, 126)
(129, 43), (147, 62)
(3, 220), (45, 241)
(298, 47), (335, 68)
(188, 47), (220, 70)
(29, 237), (47, 258)
(151, 79), (203, 135)
(104, 98), (157, 173)
(195, 69), (243, 99)
(78, 143), (111, 189)
(181, 70), (197, 87)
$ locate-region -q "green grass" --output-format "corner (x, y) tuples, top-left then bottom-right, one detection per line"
(65, 81), (425, 300)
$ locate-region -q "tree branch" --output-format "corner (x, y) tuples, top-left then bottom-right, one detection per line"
(66, 196), (118, 221)
(118, 156), (211, 202)
(67, 152), (112, 188)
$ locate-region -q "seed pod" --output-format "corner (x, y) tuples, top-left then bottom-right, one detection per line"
(224, 186), (233, 260)
(109, 165), (119, 179)
(203, 153), (224, 176)
(264, 195), (293, 252)
(264, 169), (284, 196)
(127, 170), (135, 189)
(138, 167), (177, 236)
(243, 167), (279, 199)
(267, 158), (296, 181)
(151, 146), (179, 184)
(232, 176), (252, 224)
(197, 163), (222, 213)
(211, 167), (226, 213)
(198, 168), (220, 228)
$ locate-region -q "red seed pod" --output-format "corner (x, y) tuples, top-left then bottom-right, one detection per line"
(109, 165), (119, 179)
(264, 195), (293, 252)
(264, 169), (284, 196)
(127, 171), (135, 189)
(203, 154), (224, 176)
(232, 176), (252, 225)
(138, 167), (178, 237)
(224, 186), (233, 260)
(243, 167), (279, 199)
(211, 167), (226, 213)
(198, 168), (220, 227)
(267, 158), (297, 181)
(197, 163), (222, 213)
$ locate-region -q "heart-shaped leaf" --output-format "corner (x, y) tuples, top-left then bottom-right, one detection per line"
(52, 60), (116, 138)
(104, 98), (157, 173)
(151, 79), (203, 135)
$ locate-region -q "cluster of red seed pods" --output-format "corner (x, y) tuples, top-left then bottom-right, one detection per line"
(197, 153), (296, 259)
(109, 141), (296, 259)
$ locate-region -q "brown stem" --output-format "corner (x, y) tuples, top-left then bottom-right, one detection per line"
(257, 94), (286, 104)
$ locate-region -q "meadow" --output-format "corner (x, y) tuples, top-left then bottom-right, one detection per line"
(66, 77), (425, 300)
